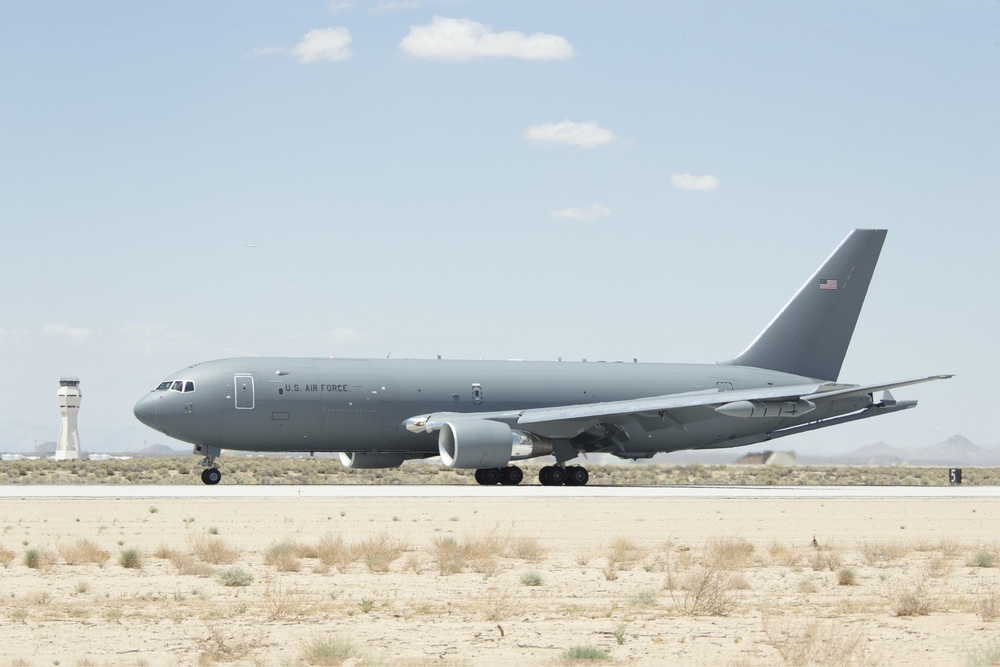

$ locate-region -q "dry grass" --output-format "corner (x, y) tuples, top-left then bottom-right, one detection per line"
(0, 545), (15, 566)
(808, 543), (844, 572)
(505, 535), (547, 562)
(762, 614), (872, 665)
(463, 530), (507, 576)
(188, 534), (240, 565)
(154, 545), (215, 576)
(483, 585), (518, 621)
(356, 531), (408, 573)
(193, 620), (264, 662)
(431, 536), (464, 575)
(893, 584), (934, 617)
(7, 457), (1000, 487)
(767, 540), (803, 567)
(300, 635), (367, 665)
(315, 533), (355, 573)
(57, 538), (110, 565)
(667, 563), (741, 616)
(858, 539), (910, 565)
(264, 541), (302, 572)
(975, 585), (1000, 622)
(1, 482), (997, 665)
(23, 547), (56, 571)
(706, 537), (755, 569)
(262, 577), (308, 621)
(606, 536), (645, 569)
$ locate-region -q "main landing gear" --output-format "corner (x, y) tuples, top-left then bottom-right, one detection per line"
(473, 465), (590, 486)
(539, 465), (589, 486)
(474, 466), (524, 486)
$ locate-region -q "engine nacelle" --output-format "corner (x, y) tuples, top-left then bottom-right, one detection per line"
(438, 420), (552, 469)
(338, 452), (407, 469)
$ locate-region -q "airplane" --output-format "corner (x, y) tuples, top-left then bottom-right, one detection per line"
(133, 229), (951, 486)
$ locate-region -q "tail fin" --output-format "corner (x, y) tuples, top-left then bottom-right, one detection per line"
(722, 229), (887, 381)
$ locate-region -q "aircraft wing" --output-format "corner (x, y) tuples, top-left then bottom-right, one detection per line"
(405, 375), (953, 436)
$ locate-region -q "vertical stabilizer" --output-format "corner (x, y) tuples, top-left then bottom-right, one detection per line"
(723, 229), (887, 381)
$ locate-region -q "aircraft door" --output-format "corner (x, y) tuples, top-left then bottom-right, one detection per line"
(235, 374), (255, 409)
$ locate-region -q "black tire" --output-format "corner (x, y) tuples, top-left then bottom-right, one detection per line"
(474, 469), (485, 485)
(548, 466), (566, 485)
(565, 466), (589, 486)
(500, 466), (524, 485)
(202, 468), (222, 485)
(538, 466), (552, 486)
(481, 468), (502, 485)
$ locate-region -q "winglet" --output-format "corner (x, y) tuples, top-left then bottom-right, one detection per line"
(722, 229), (887, 381)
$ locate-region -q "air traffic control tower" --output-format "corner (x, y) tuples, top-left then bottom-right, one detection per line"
(55, 378), (82, 460)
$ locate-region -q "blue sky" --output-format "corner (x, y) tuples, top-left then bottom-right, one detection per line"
(1, 1), (996, 454)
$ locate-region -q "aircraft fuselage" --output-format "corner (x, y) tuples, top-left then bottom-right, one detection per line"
(134, 356), (867, 457)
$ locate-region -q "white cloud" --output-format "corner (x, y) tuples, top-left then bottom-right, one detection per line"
(291, 27), (353, 63)
(523, 120), (615, 149)
(550, 203), (613, 223)
(399, 16), (574, 62)
(42, 322), (93, 343)
(671, 173), (720, 191)
(329, 1), (355, 11)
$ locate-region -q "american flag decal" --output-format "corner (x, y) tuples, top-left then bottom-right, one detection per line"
(819, 279), (838, 290)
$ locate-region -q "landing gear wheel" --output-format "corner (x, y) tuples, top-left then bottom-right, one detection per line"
(476, 468), (502, 485)
(538, 466), (551, 485)
(539, 465), (566, 486)
(500, 466), (524, 486)
(201, 468), (222, 485)
(564, 466), (589, 486)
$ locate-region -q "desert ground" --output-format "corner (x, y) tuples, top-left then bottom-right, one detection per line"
(2, 489), (1000, 666)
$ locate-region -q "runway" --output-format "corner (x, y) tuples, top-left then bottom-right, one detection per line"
(0, 483), (996, 499)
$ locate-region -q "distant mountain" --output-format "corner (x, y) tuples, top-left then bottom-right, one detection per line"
(804, 435), (1000, 466)
(35, 440), (57, 454)
(133, 443), (187, 457)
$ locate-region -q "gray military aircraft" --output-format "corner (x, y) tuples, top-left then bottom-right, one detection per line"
(134, 229), (951, 486)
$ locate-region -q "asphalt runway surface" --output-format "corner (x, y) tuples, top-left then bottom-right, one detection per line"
(1, 484), (996, 499)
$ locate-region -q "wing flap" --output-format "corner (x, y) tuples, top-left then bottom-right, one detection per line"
(404, 375), (952, 434)
(515, 383), (825, 426)
(801, 375), (954, 402)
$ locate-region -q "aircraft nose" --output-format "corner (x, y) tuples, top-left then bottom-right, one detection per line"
(133, 394), (157, 428)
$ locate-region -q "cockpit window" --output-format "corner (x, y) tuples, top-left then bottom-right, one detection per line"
(158, 379), (195, 392)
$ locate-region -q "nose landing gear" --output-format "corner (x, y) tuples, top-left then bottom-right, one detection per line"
(201, 468), (222, 485)
(195, 444), (223, 485)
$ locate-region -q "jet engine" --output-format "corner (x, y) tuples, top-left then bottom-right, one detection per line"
(438, 420), (552, 469)
(338, 452), (407, 469)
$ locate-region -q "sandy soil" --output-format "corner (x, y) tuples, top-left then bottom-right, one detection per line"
(1, 493), (999, 666)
